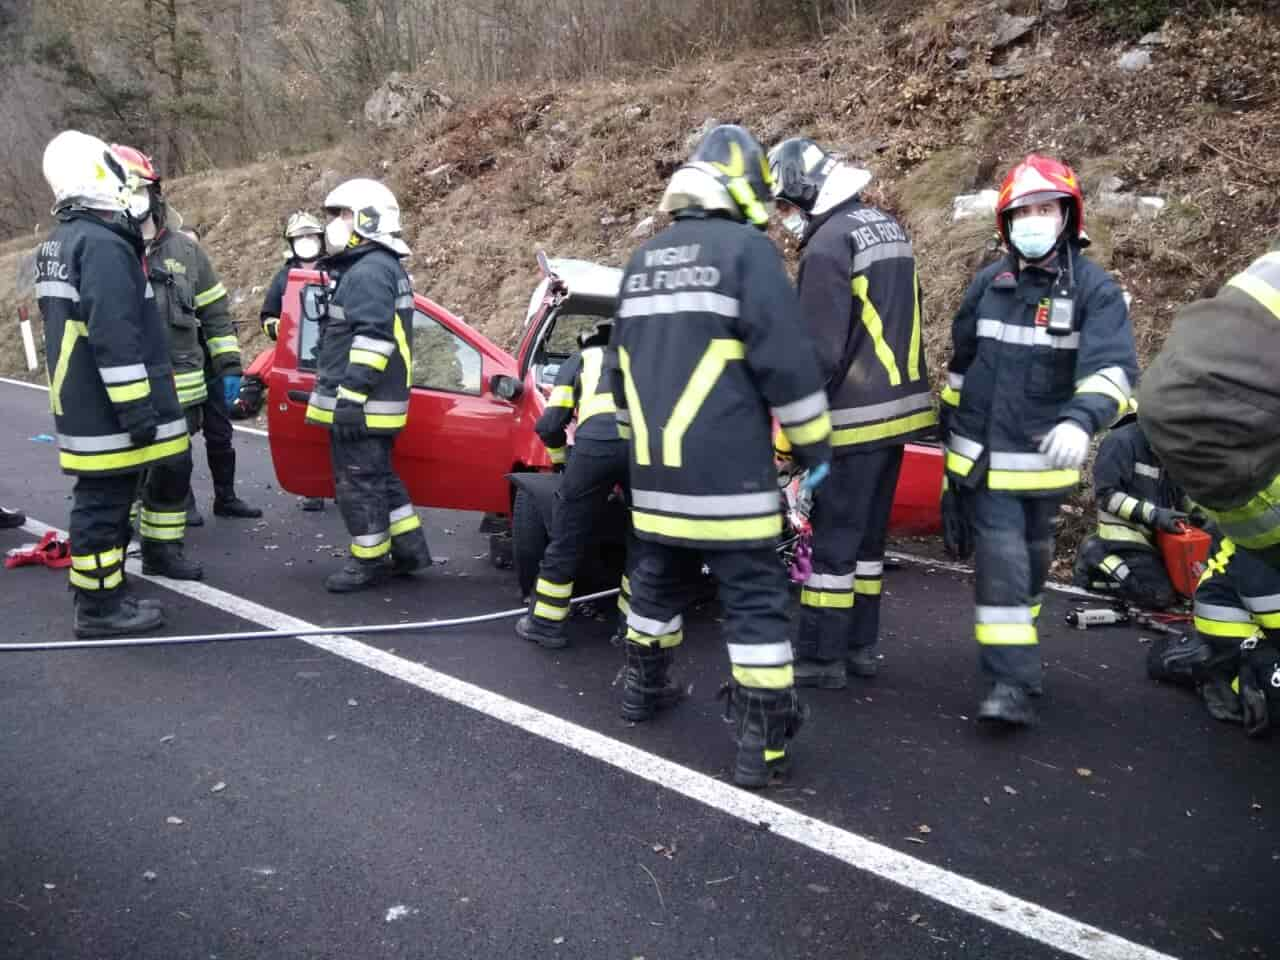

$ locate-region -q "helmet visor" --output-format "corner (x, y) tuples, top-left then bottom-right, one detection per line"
(1005, 190), (1069, 213)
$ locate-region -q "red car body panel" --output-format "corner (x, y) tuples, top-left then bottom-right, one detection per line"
(266, 265), (942, 535)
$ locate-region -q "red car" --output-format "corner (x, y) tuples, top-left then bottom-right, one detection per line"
(266, 255), (943, 591)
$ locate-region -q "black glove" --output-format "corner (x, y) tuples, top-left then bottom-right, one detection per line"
(941, 477), (975, 561)
(332, 398), (367, 443)
(1150, 506), (1190, 534)
(1238, 641), (1280, 738)
(185, 405), (204, 436)
(117, 402), (159, 446)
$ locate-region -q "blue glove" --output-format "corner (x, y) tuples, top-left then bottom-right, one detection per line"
(800, 461), (830, 494)
(223, 374), (242, 407)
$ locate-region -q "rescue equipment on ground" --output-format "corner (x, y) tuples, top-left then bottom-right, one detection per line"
(1158, 525), (1212, 598)
(5, 531), (73, 569)
(1066, 606), (1131, 630)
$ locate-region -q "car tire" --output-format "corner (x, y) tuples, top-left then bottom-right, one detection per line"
(512, 487), (549, 599)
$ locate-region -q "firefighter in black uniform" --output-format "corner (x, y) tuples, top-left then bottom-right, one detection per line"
(942, 154), (1138, 726)
(1073, 409), (1186, 608)
(305, 178), (431, 592)
(515, 321), (631, 648)
(36, 131), (191, 637)
(768, 137), (936, 688)
(609, 125), (833, 788)
(261, 212), (324, 343)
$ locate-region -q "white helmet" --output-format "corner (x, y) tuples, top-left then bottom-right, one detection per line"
(324, 178), (409, 256)
(42, 130), (132, 213)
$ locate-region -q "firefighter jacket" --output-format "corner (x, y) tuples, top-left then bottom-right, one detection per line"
(943, 246), (1138, 496)
(1092, 422), (1183, 551)
(35, 210), (189, 476)
(1140, 251), (1280, 555)
(145, 229), (241, 408)
(305, 244), (413, 435)
(608, 211), (832, 551)
(797, 199), (935, 453)
(536, 345), (619, 462)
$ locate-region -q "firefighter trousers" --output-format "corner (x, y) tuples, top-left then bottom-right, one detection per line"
(134, 445), (196, 551)
(330, 433), (429, 566)
(530, 439), (630, 628)
(200, 374), (237, 490)
(626, 539), (793, 691)
(1072, 536), (1175, 609)
(795, 446), (903, 662)
(973, 489), (1060, 694)
(71, 472), (142, 606)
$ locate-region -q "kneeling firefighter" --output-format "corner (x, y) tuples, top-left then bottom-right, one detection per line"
(36, 131), (191, 637)
(608, 124), (833, 788)
(1072, 406), (1186, 609)
(515, 320), (631, 649)
(305, 178), (431, 592)
(942, 155), (1138, 726)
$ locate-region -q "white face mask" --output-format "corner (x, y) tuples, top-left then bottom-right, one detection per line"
(128, 189), (151, 221)
(292, 236), (322, 261)
(1008, 214), (1063, 261)
(324, 217), (352, 255)
(781, 210), (807, 240)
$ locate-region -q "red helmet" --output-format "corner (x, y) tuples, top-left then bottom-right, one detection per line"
(995, 154), (1085, 245)
(110, 144), (160, 186)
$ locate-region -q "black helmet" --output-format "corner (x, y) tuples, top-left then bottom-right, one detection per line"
(687, 124), (775, 230)
(576, 319), (612, 350)
(768, 137), (872, 216)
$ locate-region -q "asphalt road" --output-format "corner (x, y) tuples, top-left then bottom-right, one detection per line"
(1, 379), (1276, 960)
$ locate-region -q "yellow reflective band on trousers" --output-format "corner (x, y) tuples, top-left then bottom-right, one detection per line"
(536, 578), (573, 600)
(105, 380), (151, 404)
(988, 468), (1079, 492)
(617, 348), (650, 466)
(1205, 473), (1280, 552)
(206, 334), (238, 358)
(664, 339), (746, 468)
(975, 623), (1038, 646)
(834, 409), (936, 448)
(632, 510), (781, 543)
(60, 433), (190, 474)
(731, 663), (794, 689)
(140, 507), (186, 542)
(577, 348), (617, 425)
(534, 601), (570, 622)
(764, 748), (787, 763)
(351, 538), (390, 559)
(852, 275), (902, 386)
(627, 626), (683, 649)
(390, 513), (422, 537)
(71, 547), (124, 571)
(50, 320), (89, 416)
(69, 569), (124, 591)
(854, 578), (883, 596)
(801, 588), (855, 609)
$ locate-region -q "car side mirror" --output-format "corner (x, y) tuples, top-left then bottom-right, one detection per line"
(490, 373), (524, 402)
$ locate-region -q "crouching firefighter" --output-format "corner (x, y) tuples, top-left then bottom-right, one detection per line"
(36, 131), (191, 637)
(1072, 404), (1186, 609)
(608, 124), (833, 788)
(516, 320), (631, 649)
(768, 137), (935, 688)
(942, 155), (1138, 726)
(305, 178), (430, 592)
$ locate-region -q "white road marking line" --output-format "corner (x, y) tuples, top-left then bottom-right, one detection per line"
(16, 516), (1176, 960)
(0, 376), (268, 438)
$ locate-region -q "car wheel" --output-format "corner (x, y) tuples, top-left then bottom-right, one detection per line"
(512, 488), (549, 599)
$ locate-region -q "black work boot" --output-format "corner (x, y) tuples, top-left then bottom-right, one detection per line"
(722, 683), (807, 789)
(977, 681), (1037, 727)
(74, 593), (165, 639)
(793, 657), (847, 689)
(141, 541), (204, 581)
(515, 614), (567, 650)
(324, 558), (390, 593)
(0, 506), (25, 529)
(847, 645), (879, 679)
(620, 640), (682, 721)
(391, 533), (431, 577)
(184, 491), (204, 528)
(212, 485), (263, 519)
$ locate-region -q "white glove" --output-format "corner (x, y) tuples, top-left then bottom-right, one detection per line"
(1039, 421), (1091, 470)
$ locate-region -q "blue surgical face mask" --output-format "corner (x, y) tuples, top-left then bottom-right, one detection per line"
(1009, 214), (1062, 261)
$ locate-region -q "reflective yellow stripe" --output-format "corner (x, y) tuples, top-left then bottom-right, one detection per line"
(854, 579), (883, 596)
(349, 349), (389, 371)
(105, 380), (152, 404)
(945, 449), (976, 477)
(731, 664), (794, 689)
(1117, 496), (1143, 521)
(141, 509), (187, 525)
(1194, 616), (1259, 639)
(194, 283), (228, 308)
(1030, 603), (1043, 621)
(626, 626), (683, 649)
(617, 595), (631, 615)
(547, 446), (567, 464)
(764, 748), (787, 762)
(205, 334), (238, 357)
(1254, 611), (1280, 629)
(988, 468), (1079, 492)
(1206, 474), (1280, 551)
(800, 588), (855, 609)
(1227, 271), (1280, 320)
(548, 385), (575, 409)
(50, 321), (88, 417)
(337, 386), (368, 404)
(69, 569), (101, 590)
(578, 348), (617, 424)
(852, 275), (901, 386)
(617, 348), (650, 466)
(784, 411), (832, 448)
(389, 513), (421, 537)
(393, 316), (412, 388)
(616, 424), (632, 440)
(621, 576), (631, 594)
(351, 539), (391, 559)
(533, 601), (570, 622)
(908, 269), (923, 381)
(1098, 522), (1153, 546)
(366, 413), (407, 430)
(305, 405), (334, 424)
(72, 548), (124, 571)
(1075, 372), (1128, 407)
(632, 510), (781, 543)
(975, 623), (1038, 646)
(833, 408), (936, 447)
(139, 523), (185, 541)
(940, 385), (961, 408)
(536, 578), (574, 600)
(59, 434), (190, 473)
(663, 339), (746, 468)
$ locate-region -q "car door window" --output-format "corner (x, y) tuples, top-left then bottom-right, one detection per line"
(298, 284), (326, 372)
(412, 310), (482, 395)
